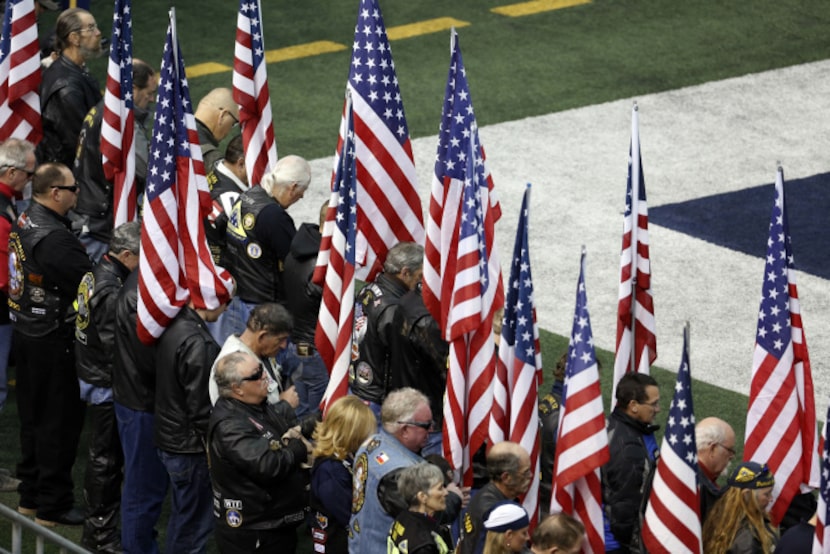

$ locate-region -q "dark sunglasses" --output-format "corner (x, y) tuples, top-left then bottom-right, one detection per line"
(51, 184), (80, 193)
(239, 366), (264, 382)
(398, 420), (434, 431)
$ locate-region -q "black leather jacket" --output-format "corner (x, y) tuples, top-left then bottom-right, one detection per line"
(282, 222), (322, 344)
(538, 380), (563, 515)
(457, 482), (510, 554)
(37, 55), (102, 166)
(350, 273), (410, 404)
(153, 306), (220, 453)
(112, 269), (157, 412)
(75, 255), (130, 388)
(205, 166), (246, 267)
(208, 396), (310, 530)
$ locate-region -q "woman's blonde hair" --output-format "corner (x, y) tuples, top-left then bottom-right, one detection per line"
(701, 487), (777, 554)
(483, 529), (511, 554)
(312, 396), (376, 460)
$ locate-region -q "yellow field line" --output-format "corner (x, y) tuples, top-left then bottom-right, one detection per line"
(491, 0), (591, 17)
(387, 17), (470, 41)
(186, 62), (232, 79)
(264, 41), (348, 63)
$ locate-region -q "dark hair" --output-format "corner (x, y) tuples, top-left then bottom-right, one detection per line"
(224, 134), (244, 165)
(133, 59), (155, 89)
(55, 8), (87, 51)
(246, 303), (293, 336)
(615, 372), (658, 406)
(31, 163), (66, 196)
(487, 448), (521, 483)
(532, 513), (585, 550)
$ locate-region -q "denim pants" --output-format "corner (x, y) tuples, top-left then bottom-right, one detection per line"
(293, 349), (328, 417)
(157, 450), (214, 554)
(115, 403), (168, 554)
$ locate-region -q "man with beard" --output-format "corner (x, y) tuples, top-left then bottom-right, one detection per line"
(37, 8), (103, 167)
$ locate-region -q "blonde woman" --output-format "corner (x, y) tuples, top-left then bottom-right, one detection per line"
(702, 461), (778, 554)
(309, 396), (376, 554)
(480, 501), (531, 554)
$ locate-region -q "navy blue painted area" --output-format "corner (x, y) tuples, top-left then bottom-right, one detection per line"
(650, 172), (829, 280)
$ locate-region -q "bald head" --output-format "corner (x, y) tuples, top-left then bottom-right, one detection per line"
(194, 88), (239, 142)
(488, 441), (532, 498)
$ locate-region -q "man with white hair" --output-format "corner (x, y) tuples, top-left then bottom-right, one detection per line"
(220, 155), (311, 341)
(695, 416), (736, 523)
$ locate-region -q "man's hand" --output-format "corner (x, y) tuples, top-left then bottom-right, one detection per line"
(279, 385), (299, 408)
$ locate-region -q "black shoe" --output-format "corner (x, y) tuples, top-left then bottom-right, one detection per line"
(35, 507), (85, 527)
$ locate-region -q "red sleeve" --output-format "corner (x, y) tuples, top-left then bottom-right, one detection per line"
(0, 217), (11, 293)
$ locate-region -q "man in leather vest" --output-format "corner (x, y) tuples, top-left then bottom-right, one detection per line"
(75, 221), (140, 553)
(221, 155), (311, 341)
(205, 135), (249, 269)
(0, 139), (36, 494)
(37, 8), (102, 166)
(8, 162), (92, 526)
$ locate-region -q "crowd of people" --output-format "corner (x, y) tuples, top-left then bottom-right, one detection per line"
(0, 4), (819, 554)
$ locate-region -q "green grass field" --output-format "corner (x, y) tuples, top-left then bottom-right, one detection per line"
(2, 0), (829, 550)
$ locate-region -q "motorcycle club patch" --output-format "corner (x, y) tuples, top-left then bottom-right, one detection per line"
(352, 453), (368, 514)
(226, 509), (243, 528)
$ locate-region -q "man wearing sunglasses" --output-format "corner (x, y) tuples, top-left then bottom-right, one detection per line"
(8, 163), (93, 526)
(193, 88), (240, 173)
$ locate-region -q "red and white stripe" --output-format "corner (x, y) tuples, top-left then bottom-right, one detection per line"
(0, 0), (41, 143)
(813, 409), (830, 554)
(612, 103), (656, 404)
(233, 0), (277, 186)
(101, 0), (136, 228)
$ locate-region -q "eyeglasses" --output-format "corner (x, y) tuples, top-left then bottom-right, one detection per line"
(638, 399), (660, 409)
(717, 443), (736, 456)
(75, 22), (98, 34)
(224, 109), (239, 128)
(0, 165), (34, 178)
(398, 420), (434, 431)
(239, 366), (264, 383)
(51, 184), (80, 193)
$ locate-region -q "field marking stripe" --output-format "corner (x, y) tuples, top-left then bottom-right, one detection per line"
(186, 62), (233, 78)
(492, 0), (591, 17)
(264, 41), (348, 64)
(386, 17), (470, 41)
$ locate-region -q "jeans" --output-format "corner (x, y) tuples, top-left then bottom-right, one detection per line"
(421, 431), (444, 457)
(215, 297), (256, 345)
(115, 403), (168, 554)
(293, 349), (328, 417)
(79, 234), (109, 265)
(158, 450), (214, 554)
(0, 323), (11, 412)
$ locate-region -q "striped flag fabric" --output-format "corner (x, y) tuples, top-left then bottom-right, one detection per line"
(814, 404), (830, 554)
(642, 324), (702, 554)
(314, 92), (358, 416)
(612, 103), (657, 404)
(100, 0), (136, 228)
(498, 184), (542, 526)
(0, 0), (41, 143)
(233, 0), (277, 186)
(136, 10), (234, 344)
(425, 28), (503, 485)
(314, 0), (423, 284)
(744, 165), (819, 526)
(550, 247), (609, 554)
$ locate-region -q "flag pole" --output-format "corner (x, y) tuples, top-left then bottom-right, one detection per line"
(628, 101), (640, 374)
(684, 320), (690, 362)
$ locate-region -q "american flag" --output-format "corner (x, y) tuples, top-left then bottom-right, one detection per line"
(136, 10), (234, 344)
(550, 247), (609, 554)
(744, 165), (819, 526)
(424, 29), (503, 485)
(498, 184), (542, 526)
(814, 403), (830, 554)
(314, 92), (358, 416)
(233, 0), (277, 186)
(612, 103), (656, 405)
(314, 0), (423, 285)
(100, 0), (136, 228)
(0, 0), (41, 143)
(642, 324), (702, 554)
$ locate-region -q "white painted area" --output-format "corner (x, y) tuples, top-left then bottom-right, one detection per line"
(291, 59), (830, 407)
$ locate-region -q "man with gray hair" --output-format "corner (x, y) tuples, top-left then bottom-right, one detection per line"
(75, 221), (140, 552)
(349, 387), (464, 553)
(695, 416), (736, 523)
(221, 155), (312, 341)
(351, 242), (424, 418)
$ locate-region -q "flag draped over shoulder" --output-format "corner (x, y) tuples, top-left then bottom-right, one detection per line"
(497, 184), (542, 525)
(424, 29), (503, 485)
(233, 0), (277, 186)
(315, 92), (358, 416)
(136, 10), (234, 345)
(612, 103), (657, 404)
(744, 165), (819, 526)
(642, 325), (702, 554)
(813, 404), (830, 554)
(0, 0), (41, 143)
(313, 0), (423, 285)
(101, 0), (136, 227)
(551, 247), (609, 554)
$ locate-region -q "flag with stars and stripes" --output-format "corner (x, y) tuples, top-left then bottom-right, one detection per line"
(313, 0), (423, 285)
(612, 103), (657, 405)
(497, 184), (542, 526)
(0, 0), (41, 143)
(425, 28), (503, 485)
(136, 10), (234, 345)
(744, 165), (819, 526)
(813, 402), (830, 553)
(233, 0), (277, 186)
(315, 92), (358, 416)
(642, 324), (702, 554)
(550, 247), (609, 554)
(101, 0), (136, 227)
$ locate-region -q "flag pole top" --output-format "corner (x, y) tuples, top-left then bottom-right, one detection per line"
(633, 101), (639, 112)
(526, 182), (531, 190)
(776, 160), (783, 171)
